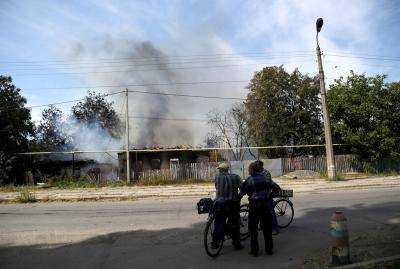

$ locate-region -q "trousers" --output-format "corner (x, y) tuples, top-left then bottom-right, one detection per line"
(248, 199), (273, 254)
(213, 200), (241, 246)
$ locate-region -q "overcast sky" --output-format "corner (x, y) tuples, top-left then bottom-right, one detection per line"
(1, 0), (399, 145)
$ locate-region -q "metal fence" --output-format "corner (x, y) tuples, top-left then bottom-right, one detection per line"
(281, 155), (362, 174)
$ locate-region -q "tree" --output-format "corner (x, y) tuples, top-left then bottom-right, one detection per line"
(327, 72), (400, 164)
(0, 76), (34, 183)
(36, 106), (71, 151)
(244, 66), (323, 157)
(207, 103), (249, 161)
(71, 91), (122, 138)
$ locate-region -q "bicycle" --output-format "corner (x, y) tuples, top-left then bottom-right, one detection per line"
(197, 190), (293, 258)
(239, 189), (294, 239)
(197, 198), (248, 258)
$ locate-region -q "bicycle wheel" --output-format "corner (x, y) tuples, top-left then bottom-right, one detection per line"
(274, 198), (294, 228)
(239, 204), (249, 240)
(204, 214), (224, 257)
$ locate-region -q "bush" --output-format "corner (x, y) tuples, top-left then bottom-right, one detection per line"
(15, 188), (37, 203)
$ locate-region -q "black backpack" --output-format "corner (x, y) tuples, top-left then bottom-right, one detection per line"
(197, 198), (213, 214)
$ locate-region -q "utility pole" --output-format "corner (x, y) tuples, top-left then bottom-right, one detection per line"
(316, 18), (336, 180)
(125, 88), (131, 183)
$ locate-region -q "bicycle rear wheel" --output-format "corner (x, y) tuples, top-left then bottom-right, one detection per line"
(204, 215), (224, 257)
(239, 204), (249, 240)
(274, 198), (294, 228)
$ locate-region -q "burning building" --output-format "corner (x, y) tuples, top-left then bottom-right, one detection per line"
(117, 146), (217, 180)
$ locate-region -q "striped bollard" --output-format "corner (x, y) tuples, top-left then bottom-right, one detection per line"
(330, 211), (350, 266)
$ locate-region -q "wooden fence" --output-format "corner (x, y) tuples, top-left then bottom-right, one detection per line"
(137, 162), (218, 182)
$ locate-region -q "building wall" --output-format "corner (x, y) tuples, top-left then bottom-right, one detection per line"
(118, 150), (211, 180)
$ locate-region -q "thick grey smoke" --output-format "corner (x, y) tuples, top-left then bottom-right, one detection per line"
(125, 42), (193, 147)
(70, 40), (195, 148)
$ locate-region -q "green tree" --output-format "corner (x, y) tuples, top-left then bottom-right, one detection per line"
(36, 105), (71, 151)
(0, 76), (34, 183)
(71, 91), (122, 138)
(327, 72), (400, 164)
(244, 66), (323, 156)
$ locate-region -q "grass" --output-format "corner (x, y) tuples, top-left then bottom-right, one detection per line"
(49, 179), (129, 189)
(319, 171), (346, 181)
(15, 188), (37, 203)
(0, 178), (212, 193)
(135, 176), (211, 186)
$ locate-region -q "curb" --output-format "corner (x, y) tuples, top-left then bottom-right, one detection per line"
(1, 179), (400, 204)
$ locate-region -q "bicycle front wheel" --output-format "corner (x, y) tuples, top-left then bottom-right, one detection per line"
(274, 198), (294, 228)
(204, 215), (224, 257)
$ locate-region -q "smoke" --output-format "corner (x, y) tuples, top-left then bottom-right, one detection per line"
(69, 39), (206, 148)
(124, 42), (193, 147)
(59, 118), (123, 164)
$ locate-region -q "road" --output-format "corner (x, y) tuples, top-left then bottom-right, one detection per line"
(1, 188), (400, 269)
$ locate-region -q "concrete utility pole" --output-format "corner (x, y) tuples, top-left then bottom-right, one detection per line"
(125, 88), (131, 183)
(316, 18), (337, 180)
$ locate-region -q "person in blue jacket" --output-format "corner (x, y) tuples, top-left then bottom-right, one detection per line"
(240, 162), (274, 256)
(254, 160), (281, 234)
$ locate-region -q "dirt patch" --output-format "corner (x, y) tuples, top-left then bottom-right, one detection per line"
(303, 223), (400, 268)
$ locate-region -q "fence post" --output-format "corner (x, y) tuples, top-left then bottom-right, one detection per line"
(72, 152), (75, 179)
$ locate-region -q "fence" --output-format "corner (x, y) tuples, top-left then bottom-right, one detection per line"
(15, 153), (400, 185)
(282, 155), (361, 174)
(138, 162), (217, 183)
(137, 155), (364, 182)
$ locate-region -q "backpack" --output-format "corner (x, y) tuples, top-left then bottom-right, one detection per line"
(197, 198), (213, 214)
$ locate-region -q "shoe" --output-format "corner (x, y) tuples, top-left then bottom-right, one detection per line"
(249, 251), (258, 257)
(233, 243), (244, 250)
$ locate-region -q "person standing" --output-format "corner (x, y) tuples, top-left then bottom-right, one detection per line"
(254, 160), (281, 234)
(240, 162), (274, 256)
(212, 162), (243, 250)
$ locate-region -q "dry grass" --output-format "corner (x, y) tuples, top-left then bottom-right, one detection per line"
(134, 177), (212, 186)
(15, 188), (37, 203)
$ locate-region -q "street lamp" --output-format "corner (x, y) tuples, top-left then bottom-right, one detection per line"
(315, 18), (337, 180)
(316, 18), (323, 33)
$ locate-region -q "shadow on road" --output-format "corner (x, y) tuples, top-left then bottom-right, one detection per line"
(1, 201), (399, 269)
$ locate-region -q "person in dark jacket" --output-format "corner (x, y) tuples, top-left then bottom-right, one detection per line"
(240, 162), (274, 256)
(254, 160), (281, 234)
(212, 162), (243, 250)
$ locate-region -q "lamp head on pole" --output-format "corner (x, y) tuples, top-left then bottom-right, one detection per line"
(316, 18), (323, 33)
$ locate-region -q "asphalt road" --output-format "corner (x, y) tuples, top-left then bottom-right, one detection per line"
(1, 188), (400, 269)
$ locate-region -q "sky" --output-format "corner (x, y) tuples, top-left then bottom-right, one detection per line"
(1, 0), (400, 146)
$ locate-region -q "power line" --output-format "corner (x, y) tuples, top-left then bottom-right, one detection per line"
(0, 90), (124, 112)
(6, 59), (315, 77)
(324, 60), (400, 69)
(1, 88), (244, 112)
(325, 53), (400, 62)
(17, 144), (345, 155)
(127, 89), (245, 100)
(128, 116), (208, 122)
(28, 90), (124, 108)
(0, 50), (314, 64)
(22, 79), (250, 92)
(3, 54), (314, 71)
(5, 50), (400, 66)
